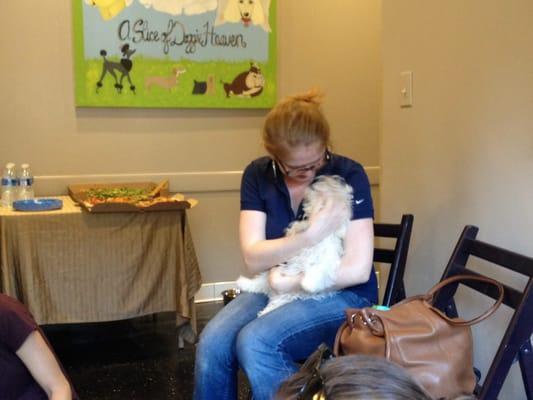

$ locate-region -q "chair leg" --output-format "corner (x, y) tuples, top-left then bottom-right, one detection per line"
(399, 284), (406, 301)
(392, 284), (406, 305)
(519, 340), (533, 400)
(479, 305), (532, 400)
(445, 300), (458, 319)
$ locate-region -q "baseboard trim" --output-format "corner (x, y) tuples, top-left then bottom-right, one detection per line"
(195, 281), (238, 303)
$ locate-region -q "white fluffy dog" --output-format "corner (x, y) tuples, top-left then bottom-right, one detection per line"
(237, 175), (353, 316)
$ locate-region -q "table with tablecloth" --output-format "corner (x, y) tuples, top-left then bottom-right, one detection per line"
(0, 196), (202, 343)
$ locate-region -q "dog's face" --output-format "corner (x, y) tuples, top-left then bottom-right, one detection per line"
(303, 176), (353, 221)
(222, 0), (266, 27)
(122, 47), (136, 58)
(238, 0), (256, 22)
(245, 70), (265, 89)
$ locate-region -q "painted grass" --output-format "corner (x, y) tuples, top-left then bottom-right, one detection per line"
(76, 57), (276, 109)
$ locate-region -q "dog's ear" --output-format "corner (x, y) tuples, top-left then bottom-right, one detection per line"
(256, 0), (272, 32)
(214, 0), (229, 25)
(251, 0), (265, 25)
(223, 0), (241, 22)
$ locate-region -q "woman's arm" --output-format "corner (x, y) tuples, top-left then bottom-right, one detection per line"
(16, 330), (72, 400)
(240, 198), (348, 274)
(332, 217), (374, 289)
(240, 210), (310, 274)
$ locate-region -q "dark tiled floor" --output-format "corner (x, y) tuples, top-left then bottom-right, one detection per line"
(43, 302), (251, 400)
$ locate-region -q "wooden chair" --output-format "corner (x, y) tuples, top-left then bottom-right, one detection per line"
(374, 214), (414, 307)
(433, 225), (533, 400)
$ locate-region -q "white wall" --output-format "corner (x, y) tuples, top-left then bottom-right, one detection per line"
(0, 1), (382, 283)
(381, 1), (533, 397)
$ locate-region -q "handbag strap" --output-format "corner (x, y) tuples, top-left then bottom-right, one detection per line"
(425, 274), (505, 326)
(333, 321), (348, 356)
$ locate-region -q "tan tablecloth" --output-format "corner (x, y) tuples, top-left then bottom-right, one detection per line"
(0, 196), (202, 338)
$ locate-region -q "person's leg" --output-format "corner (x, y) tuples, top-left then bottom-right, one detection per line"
(194, 292), (267, 400)
(236, 290), (371, 400)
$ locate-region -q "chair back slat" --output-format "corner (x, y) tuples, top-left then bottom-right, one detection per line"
(446, 268), (523, 309)
(373, 248), (395, 264)
(374, 223), (401, 238)
(467, 239), (533, 277)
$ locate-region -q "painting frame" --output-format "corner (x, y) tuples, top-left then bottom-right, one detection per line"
(72, 0), (277, 109)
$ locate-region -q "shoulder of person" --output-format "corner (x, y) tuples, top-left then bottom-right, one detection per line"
(0, 295), (38, 351)
(329, 153), (367, 176)
(242, 156), (275, 181)
(0, 295), (36, 325)
(244, 156), (272, 171)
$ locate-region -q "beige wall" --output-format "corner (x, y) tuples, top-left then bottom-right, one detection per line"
(0, 1), (382, 283)
(381, 1), (532, 397)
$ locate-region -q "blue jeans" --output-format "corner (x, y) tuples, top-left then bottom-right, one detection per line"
(194, 290), (372, 400)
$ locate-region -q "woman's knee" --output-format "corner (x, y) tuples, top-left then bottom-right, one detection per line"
(196, 323), (235, 369)
(236, 322), (271, 367)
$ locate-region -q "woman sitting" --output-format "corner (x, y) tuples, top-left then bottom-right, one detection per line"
(0, 293), (77, 400)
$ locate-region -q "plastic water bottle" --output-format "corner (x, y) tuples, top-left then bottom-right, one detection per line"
(18, 163), (34, 201)
(1, 162), (17, 208)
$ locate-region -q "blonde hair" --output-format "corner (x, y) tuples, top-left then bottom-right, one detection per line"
(262, 89), (331, 159)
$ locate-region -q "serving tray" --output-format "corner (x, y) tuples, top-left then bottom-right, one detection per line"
(68, 182), (194, 213)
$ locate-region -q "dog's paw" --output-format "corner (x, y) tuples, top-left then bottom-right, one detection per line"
(300, 275), (319, 293)
(236, 275), (269, 294)
(301, 275), (329, 293)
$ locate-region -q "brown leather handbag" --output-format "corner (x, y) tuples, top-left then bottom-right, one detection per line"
(333, 275), (504, 399)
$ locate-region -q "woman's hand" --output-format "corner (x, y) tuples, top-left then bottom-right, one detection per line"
(268, 267), (303, 294)
(303, 198), (347, 245)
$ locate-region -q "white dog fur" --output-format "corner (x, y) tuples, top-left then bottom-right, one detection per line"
(237, 175), (353, 316)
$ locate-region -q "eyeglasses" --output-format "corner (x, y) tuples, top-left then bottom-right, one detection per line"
(276, 150), (330, 177)
(297, 343), (334, 400)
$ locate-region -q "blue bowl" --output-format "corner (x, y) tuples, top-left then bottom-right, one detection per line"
(13, 199), (63, 212)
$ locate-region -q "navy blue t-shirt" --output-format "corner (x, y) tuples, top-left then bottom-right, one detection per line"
(240, 153), (378, 304)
